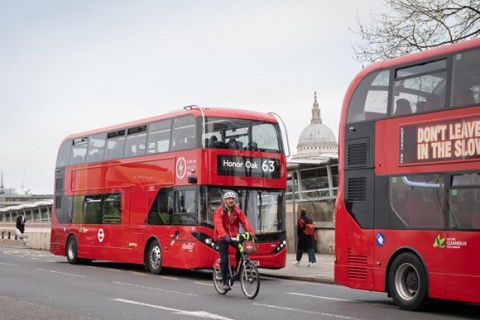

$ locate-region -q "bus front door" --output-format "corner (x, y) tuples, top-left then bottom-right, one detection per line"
(168, 227), (196, 269)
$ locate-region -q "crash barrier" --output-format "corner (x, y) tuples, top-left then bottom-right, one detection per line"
(0, 228), (28, 246)
(0, 223), (50, 250)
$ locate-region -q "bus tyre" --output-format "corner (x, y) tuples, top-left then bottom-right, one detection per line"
(66, 236), (79, 264)
(388, 252), (428, 311)
(147, 240), (163, 274)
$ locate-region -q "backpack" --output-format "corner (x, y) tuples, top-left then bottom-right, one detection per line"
(304, 223), (315, 236)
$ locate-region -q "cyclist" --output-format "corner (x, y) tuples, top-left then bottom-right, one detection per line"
(214, 190), (254, 291)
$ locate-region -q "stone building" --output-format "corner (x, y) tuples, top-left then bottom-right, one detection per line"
(286, 92), (338, 254)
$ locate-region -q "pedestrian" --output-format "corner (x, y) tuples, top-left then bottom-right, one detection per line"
(16, 213), (26, 234)
(293, 207), (316, 267)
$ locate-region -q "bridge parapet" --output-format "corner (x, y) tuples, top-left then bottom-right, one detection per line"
(0, 223), (50, 250)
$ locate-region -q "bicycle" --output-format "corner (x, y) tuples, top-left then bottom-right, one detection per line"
(212, 233), (260, 299)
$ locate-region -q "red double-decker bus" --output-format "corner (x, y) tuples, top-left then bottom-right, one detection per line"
(335, 38), (480, 310)
(50, 106), (288, 273)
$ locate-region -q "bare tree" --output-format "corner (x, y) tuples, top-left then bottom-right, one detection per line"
(353, 0), (480, 65)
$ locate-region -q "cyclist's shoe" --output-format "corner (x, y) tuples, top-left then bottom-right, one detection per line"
(223, 283), (231, 292)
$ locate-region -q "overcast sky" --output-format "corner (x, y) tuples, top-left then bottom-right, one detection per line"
(0, 0), (385, 195)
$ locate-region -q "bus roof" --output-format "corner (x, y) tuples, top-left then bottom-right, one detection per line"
(62, 107), (278, 141)
(340, 38), (480, 124)
(361, 37), (480, 78)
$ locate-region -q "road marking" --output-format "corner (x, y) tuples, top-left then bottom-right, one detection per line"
(113, 298), (233, 320)
(254, 303), (363, 320)
(160, 276), (178, 281)
(194, 281), (213, 287)
(0, 262), (18, 266)
(287, 292), (393, 308)
(288, 292), (355, 302)
(114, 281), (198, 296)
(38, 269), (86, 278)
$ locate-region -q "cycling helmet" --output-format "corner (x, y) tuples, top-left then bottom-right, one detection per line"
(223, 191), (236, 199)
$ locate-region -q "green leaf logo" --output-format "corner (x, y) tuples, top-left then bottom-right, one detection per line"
(433, 234), (446, 248)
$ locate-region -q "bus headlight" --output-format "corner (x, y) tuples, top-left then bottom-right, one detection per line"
(274, 240), (287, 252)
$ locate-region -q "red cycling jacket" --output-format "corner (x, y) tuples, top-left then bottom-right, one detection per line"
(213, 204), (254, 241)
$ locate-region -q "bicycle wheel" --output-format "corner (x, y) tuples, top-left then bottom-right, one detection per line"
(212, 264), (227, 295)
(240, 262), (260, 299)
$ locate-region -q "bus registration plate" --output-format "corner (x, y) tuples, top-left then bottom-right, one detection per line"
(251, 260), (259, 266)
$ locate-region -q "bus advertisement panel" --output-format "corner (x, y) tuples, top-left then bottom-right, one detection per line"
(335, 38), (480, 310)
(50, 107), (288, 274)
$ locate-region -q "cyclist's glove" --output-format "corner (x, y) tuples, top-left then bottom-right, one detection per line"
(224, 236), (231, 243)
(237, 233), (252, 242)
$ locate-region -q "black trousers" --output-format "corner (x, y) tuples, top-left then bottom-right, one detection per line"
(218, 240), (241, 285)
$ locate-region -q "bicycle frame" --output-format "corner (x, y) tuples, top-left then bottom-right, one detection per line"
(212, 238), (260, 299)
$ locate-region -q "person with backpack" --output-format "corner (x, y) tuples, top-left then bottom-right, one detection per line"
(293, 207), (317, 267)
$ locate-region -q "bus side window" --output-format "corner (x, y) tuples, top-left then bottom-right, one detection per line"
(106, 130), (126, 160)
(424, 93), (442, 112)
(394, 98), (412, 116)
(147, 119), (171, 154)
(87, 133), (106, 163)
(407, 188), (443, 229)
(71, 137), (87, 165)
(125, 126), (147, 157)
(171, 115), (195, 151)
(473, 208), (480, 229)
(451, 47), (480, 108)
(454, 88), (475, 107)
(185, 136), (196, 148)
(72, 155), (85, 165)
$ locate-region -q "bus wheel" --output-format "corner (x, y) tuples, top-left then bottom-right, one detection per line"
(388, 252), (428, 311)
(66, 236), (79, 264)
(147, 240), (162, 274)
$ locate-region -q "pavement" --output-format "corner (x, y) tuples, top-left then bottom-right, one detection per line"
(260, 253), (335, 284)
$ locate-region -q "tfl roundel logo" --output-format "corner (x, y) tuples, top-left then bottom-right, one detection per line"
(176, 157), (187, 179)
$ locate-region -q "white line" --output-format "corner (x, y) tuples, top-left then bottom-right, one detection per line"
(38, 269), (86, 278)
(160, 276), (178, 280)
(254, 303), (363, 320)
(194, 281), (213, 287)
(0, 262), (18, 267)
(287, 292), (393, 308)
(114, 281), (198, 296)
(288, 292), (355, 302)
(113, 298), (233, 320)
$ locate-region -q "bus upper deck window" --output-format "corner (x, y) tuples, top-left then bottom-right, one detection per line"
(452, 48), (480, 108)
(346, 70), (389, 123)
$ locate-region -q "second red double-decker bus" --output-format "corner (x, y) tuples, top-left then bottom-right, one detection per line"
(335, 38), (480, 310)
(50, 106), (288, 273)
